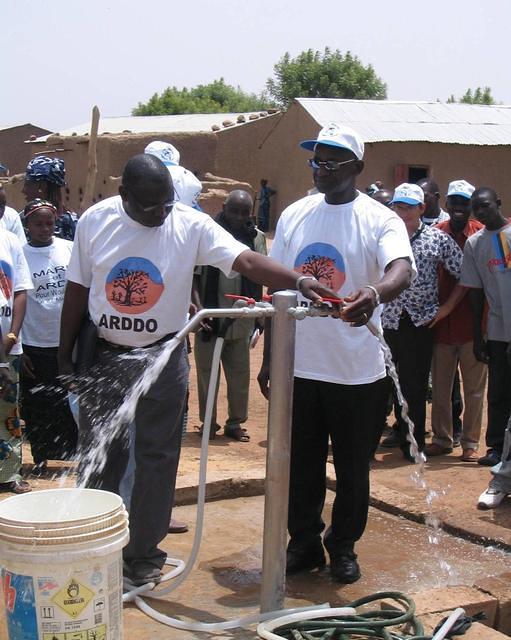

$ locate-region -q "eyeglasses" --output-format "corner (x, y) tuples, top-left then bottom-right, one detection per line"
(308, 158), (356, 171)
(127, 188), (175, 214)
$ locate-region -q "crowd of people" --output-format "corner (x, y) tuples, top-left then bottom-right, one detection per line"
(0, 123), (508, 588)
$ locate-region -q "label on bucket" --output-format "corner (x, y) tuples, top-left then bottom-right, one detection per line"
(1, 558), (122, 640)
(2, 570), (38, 639)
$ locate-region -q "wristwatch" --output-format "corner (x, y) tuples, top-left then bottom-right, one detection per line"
(6, 333), (18, 343)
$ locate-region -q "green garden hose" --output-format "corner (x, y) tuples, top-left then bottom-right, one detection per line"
(258, 592), (439, 639)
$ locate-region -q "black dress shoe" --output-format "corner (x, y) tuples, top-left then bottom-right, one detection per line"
(330, 550), (361, 583)
(123, 562), (162, 587)
(286, 545), (326, 575)
(478, 449), (501, 467)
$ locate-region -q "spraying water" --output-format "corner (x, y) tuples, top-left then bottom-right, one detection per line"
(367, 321), (456, 582)
(75, 337), (183, 487)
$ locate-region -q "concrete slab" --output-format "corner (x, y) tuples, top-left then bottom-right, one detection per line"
(387, 585), (498, 627)
(475, 572), (511, 635)
(420, 614), (510, 639)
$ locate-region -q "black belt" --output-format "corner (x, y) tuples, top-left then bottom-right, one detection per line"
(98, 332), (178, 351)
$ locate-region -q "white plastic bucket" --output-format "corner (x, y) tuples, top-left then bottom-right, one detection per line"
(0, 488), (129, 640)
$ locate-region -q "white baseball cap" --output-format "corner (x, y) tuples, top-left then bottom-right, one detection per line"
(391, 183), (425, 206)
(446, 179), (475, 199)
(168, 165), (202, 209)
(144, 140), (180, 167)
(300, 122), (364, 160)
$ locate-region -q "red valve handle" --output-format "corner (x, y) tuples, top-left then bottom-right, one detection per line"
(224, 294), (257, 305)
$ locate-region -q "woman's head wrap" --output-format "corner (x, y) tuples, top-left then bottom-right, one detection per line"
(25, 156), (66, 186)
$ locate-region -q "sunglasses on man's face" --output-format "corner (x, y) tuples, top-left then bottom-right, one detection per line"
(308, 158), (356, 171)
(127, 188), (175, 214)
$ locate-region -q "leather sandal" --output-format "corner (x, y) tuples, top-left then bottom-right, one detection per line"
(0, 480), (32, 494)
(424, 443), (453, 456)
(461, 448), (479, 462)
(224, 425), (250, 442)
(168, 518), (189, 534)
(194, 423), (221, 440)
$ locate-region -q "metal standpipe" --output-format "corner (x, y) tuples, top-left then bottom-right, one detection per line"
(260, 290), (298, 613)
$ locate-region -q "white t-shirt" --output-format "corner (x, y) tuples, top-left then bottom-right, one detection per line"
(67, 196), (247, 347)
(270, 192), (414, 385)
(1, 206), (26, 245)
(22, 237), (73, 347)
(0, 231), (33, 356)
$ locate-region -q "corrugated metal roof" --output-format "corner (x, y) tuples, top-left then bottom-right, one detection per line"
(32, 112), (276, 142)
(297, 99), (511, 146)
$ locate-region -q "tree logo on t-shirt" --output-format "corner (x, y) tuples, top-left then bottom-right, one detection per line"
(294, 243), (346, 291)
(105, 257), (164, 314)
(0, 261), (13, 299)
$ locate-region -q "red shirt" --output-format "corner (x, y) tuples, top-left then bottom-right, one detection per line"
(434, 218), (484, 345)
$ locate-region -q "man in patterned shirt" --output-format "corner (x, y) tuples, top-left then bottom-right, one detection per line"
(382, 183), (464, 461)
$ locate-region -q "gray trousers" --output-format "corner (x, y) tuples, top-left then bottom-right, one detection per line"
(78, 339), (188, 574)
(194, 335), (250, 427)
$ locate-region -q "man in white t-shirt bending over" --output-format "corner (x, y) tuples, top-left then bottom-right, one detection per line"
(258, 123), (414, 583)
(58, 154), (334, 587)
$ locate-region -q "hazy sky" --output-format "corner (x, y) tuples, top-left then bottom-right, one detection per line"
(3, 0), (511, 132)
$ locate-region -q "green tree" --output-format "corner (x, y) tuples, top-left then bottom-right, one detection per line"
(266, 47), (387, 107)
(446, 86), (496, 105)
(133, 78), (274, 115)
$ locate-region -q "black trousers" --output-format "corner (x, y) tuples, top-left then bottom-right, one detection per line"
(384, 316), (433, 452)
(20, 345), (77, 464)
(486, 340), (511, 452)
(288, 375), (388, 555)
(452, 368), (463, 440)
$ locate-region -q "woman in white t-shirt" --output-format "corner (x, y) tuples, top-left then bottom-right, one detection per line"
(20, 200), (77, 473)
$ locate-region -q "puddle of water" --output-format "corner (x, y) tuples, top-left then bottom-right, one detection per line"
(170, 495), (509, 604)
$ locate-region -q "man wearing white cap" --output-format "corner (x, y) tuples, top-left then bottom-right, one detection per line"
(382, 183), (464, 462)
(427, 180), (486, 462)
(144, 141), (203, 209)
(258, 123), (415, 583)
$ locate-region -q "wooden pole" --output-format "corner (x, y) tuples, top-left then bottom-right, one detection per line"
(81, 105), (100, 214)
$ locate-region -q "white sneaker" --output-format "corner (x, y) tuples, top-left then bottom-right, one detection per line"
(477, 487), (508, 510)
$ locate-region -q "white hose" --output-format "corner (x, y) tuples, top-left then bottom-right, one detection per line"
(431, 608), (465, 640)
(134, 596), (331, 632)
